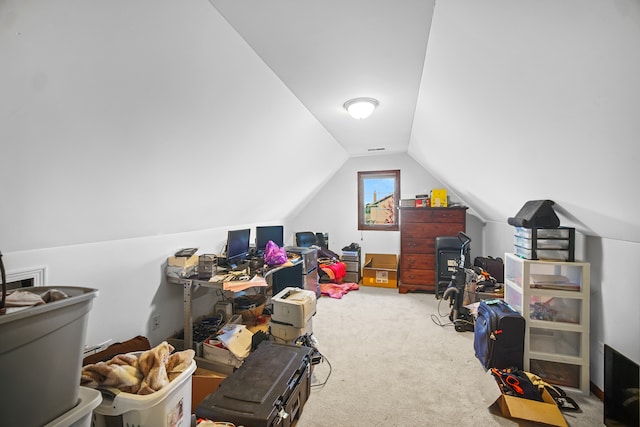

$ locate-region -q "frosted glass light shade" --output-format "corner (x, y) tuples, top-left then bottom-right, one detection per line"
(344, 97), (379, 119)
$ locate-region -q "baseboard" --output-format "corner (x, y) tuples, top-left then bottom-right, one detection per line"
(590, 381), (604, 401)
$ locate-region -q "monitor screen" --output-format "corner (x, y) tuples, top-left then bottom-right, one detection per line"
(256, 225), (284, 252)
(226, 228), (251, 268)
(604, 344), (639, 426)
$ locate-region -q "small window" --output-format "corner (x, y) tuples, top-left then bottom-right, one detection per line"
(358, 170), (400, 231)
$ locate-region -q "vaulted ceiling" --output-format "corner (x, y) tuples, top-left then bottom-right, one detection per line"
(208, 0), (640, 243)
(209, 0), (435, 157)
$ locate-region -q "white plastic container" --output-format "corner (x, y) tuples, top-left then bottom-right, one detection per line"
(92, 358), (196, 427)
(44, 387), (102, 427)
(0, 286), (98, 427)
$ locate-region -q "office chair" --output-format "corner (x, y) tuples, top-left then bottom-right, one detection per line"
(295, 232), (317, 248)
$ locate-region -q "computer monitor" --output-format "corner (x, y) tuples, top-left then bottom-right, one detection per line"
(226, 228), (251, 269)
(256, 225), (284, 253)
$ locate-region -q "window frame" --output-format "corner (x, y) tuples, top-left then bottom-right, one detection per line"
(357, 170), (400, 231)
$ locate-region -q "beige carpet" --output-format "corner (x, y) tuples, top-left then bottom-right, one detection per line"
(296, 284), (604, 427)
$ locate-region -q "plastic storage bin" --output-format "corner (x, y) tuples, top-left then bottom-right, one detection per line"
(514, 236), (570, 249)
(44, 387), (102, 427)
(0, 286), (98, 427)
(92, 358), (196, 427)
(513, 227), (575, 261)
(514, 227), (572, 239)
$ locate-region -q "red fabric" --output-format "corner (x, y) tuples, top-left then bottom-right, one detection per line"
(320, 282), (359, 299)
(321, 261), (347, 282)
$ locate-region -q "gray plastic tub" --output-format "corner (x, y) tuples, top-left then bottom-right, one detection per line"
(0, 286), (98, 427)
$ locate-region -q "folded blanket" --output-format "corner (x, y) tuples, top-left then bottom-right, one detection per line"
(2, 288), (69, 307)
(81, 341), (195, 395)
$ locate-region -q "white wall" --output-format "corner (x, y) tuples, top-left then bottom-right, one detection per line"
(288, 152), (485, 261)
(411, 0), (640, 242)
(0, 0), (346, 347)
(0, 0), (347, 253)
(408, 0), (640, 391)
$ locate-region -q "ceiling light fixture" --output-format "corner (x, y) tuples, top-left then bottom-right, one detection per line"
(343, 97), (379, 120)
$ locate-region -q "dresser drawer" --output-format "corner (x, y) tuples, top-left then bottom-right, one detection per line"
(401, 254), (434, 270)
(401, 238), (435, 254)
(401, 208), (466, 224)
(343, 260), (360, 272)
(401, 223), (464, 240)
(400, 269), (435, 285)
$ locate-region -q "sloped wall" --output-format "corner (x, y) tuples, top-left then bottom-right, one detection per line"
(0, 0), (347, 253)
(410, 0), (640, 391)
(411, 0), (640, 243)
(0, 0), (347, 346)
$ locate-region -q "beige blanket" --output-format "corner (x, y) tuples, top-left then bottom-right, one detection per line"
(81, 341), (195, 395)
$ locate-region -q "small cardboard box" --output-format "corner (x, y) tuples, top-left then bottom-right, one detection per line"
(167, 255), (199, 268)
(191, 368), (227, 413)
(480, 370), (568, 427)
(430, 188), (448, 207)
(415, 198), (428, 208)
(362, 253), (398, 288)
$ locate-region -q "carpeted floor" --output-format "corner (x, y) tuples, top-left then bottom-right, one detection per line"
(295, 284), (604, 427)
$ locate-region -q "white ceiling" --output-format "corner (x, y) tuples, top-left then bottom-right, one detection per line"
(208, 0), (436, 156)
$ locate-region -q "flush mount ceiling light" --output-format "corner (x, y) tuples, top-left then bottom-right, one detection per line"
(343, 97), (379, 120)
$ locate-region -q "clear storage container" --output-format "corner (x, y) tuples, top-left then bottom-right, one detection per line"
(514, 246), (572, 261)
(514, 236), (570, 249)
(514, 227), (572, 239)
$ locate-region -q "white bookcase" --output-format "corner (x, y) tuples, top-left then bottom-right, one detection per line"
(503, 252), (590, 394)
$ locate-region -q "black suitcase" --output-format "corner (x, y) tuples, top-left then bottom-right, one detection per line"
(196, 340), (313, 427)
(474, 299), (525, 370)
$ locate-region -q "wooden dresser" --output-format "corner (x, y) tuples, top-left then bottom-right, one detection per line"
(399, 207), (467, 294)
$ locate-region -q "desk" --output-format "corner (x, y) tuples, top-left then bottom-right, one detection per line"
(168, 258), (303, 357)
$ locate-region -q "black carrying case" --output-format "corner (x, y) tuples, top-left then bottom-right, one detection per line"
(196, 340), (313, 427)
(473, 256), (504, 283)
(474, 299), (525, 370)
(507, 199), (560, 229)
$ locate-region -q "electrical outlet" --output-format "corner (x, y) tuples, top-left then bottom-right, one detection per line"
(152, 315), (160, 330)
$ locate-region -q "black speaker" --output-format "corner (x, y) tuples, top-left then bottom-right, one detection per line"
(435, 236), (469, 298)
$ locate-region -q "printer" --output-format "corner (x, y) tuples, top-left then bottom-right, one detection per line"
(271, 287), (316, 328)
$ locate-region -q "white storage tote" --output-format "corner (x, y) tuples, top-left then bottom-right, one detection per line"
(92, 358), (196, 427)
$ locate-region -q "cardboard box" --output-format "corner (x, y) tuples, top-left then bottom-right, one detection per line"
(415, 198), (428, 208)
(362, 253), (398, 288)
(167, 255), (199, 268)
(191, 368), (227, 413)
(480, 370), (568, 427)
(430, 188), (448, 207)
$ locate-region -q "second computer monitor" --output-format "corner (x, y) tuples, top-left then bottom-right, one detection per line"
(226, 228), (251, 268)
(256, 225), (284, 253)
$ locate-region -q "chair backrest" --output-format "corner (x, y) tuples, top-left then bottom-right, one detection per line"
(295, 232), (317, 247)
(315, 232), (328, 249)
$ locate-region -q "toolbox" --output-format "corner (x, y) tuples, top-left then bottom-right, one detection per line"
(195, 340), (313, 427)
